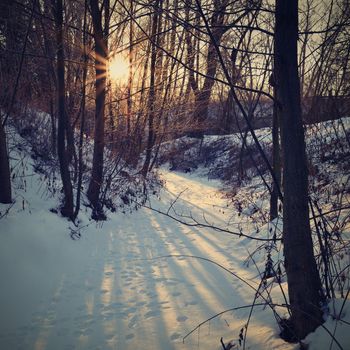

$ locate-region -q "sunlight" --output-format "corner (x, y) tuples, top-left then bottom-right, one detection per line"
(109, 54), (129, 84)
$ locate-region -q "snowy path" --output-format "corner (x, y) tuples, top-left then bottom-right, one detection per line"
(0, 170), (293, 350)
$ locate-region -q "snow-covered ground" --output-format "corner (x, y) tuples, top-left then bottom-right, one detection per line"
(0, 127), (349, 349)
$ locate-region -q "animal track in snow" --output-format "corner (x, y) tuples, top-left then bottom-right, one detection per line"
(125, 333), (135, 340)
(176, 315), (188, 322)
(170, 332), (181, 341)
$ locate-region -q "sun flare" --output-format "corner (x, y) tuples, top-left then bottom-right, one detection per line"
(109, 55), (129, 84)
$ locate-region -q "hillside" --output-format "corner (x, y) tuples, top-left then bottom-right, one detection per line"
(0, 118), (349, 349)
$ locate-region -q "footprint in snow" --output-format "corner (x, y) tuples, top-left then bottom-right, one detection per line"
(146, 291), (157, 298)
(83, 328), (93, 335)
(144, 310), (161, 319)
(177, 316), (188, 322)
(106, 333), (117, 341)
(128, 315), (138, 328)
(170, 332), (181, 341)
(166, 280), (178, 286)
(102, 312), (114, 321)
(125, 333), (135, 341)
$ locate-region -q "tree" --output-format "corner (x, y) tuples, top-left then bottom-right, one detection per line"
(0, 0), (34, 205)
(141, 0), (160, 177)
(0, 0), (14, 204)
(87, 0), (109, 218)
(0, 116), (12, 204)
(275, 0), (324, 340)
(187, 0), (230, 138)
(54, 0), (74, 219)
(74, 0), (89, 221)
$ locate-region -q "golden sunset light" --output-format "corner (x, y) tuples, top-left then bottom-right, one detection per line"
(1, 1), (349, 349)
(109, 54), (129, 84)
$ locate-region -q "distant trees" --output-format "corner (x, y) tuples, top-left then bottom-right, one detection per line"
(187, 0), (230, 138)
(300, 0), (350, 118)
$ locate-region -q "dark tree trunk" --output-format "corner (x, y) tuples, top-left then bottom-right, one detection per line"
(189, 13), (226, 138)
(0, 116), (12, 204)
(65, 110), (76, 166)
(55, 0), (74, 219)
(275, 0), (324, 340)
(127, 0), (133, 139)
(187, 0), (231, 138)
(40, 0), (57, 156)
(141, 0), (159, 177)
(74, 0), (88, 221)
(87, 0), (108, 216)
(50, 98), (56, 156)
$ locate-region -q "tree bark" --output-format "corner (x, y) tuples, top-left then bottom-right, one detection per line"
(275, 0), (324, 340)
(74, 0), (88, 221)
(188, 0), (228, 138)
(87, 0), (108, 216)
(55, 0), (74, 219)
(0, 116), (12, 204)
(127, 0), (133, 138)
(141, 0), (160, 177)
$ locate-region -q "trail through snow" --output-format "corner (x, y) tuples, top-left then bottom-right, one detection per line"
(0, 168), (317, 350)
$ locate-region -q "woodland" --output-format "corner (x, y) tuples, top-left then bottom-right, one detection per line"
(0, 0), (349, 349)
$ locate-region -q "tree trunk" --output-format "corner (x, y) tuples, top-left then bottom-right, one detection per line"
(74, 0), (88, 221)
(141, 0), (159, 177)
(50, 98), (56, 156)
(275, 0), (324, 340)
(127, 0), (133, 138)
(87, 0), (108, 217)
(0, 116), (12, 204)
(189, 27), (224, 138)
(55, 0), (74, 219)
(188, 0), (229, 138)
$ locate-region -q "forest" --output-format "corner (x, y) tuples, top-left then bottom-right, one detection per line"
(0, 0), (349, 349)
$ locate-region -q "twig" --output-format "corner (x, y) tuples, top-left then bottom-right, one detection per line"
(134, 199), (281, 242)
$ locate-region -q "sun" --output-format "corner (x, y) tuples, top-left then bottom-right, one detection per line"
(109, 55), (129, 84)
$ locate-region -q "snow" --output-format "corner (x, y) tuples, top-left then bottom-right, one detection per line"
(0, 124), (349, 349)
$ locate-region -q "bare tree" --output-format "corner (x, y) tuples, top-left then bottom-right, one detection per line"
(187, 0), (230, 138)
(0, 116), (12, 204)
(0, 0), (36, 204)
(275, 0), (324, 340)
(87, 0), (109, 218)
(54, 0), (74, 219)
(141, 0), (161, 177)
